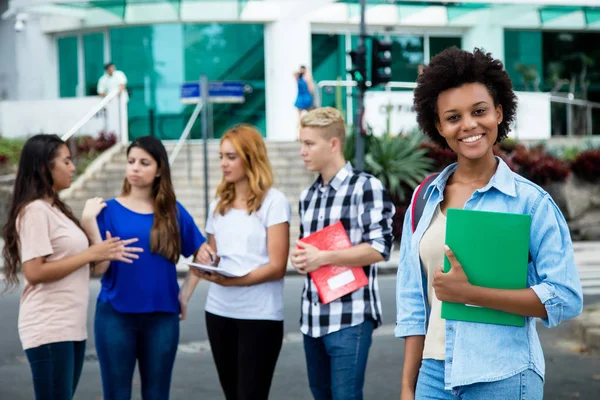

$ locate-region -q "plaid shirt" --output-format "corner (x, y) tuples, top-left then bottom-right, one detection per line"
(299, 162), (395, 338)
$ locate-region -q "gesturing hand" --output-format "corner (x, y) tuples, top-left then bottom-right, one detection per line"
(88, 231), (144, 263)
(81, 197), (107, 223)
(432, 245), (472, 303)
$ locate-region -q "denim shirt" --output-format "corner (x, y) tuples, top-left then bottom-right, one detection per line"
(395, 157), (583, 390)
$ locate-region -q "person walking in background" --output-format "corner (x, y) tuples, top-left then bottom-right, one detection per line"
(1, 134), (141, 400)
(97, 62), (128, 98)
(82, 136), (214, 400)
(294, 66), (315, 127)
(193, 124), (290, 400)
(396, 47), (583, 400)
(290, 107), (395, 400)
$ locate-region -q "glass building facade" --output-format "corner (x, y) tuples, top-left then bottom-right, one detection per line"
(44, 1), (600, 140)
(57, 24), (265, 140)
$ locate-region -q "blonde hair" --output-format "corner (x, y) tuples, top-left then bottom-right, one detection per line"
(214, 124), (274, 216)
(300, 107), (346, 148)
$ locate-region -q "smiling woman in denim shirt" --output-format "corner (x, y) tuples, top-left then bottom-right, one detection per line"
(395, 47), (584, 400)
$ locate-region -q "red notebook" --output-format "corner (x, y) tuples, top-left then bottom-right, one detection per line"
(298, 221), (369, 304)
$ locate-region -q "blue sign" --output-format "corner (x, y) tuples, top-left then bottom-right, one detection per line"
(180, 81), (245, 104)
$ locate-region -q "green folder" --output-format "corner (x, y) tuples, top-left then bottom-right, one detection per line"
(441, 208), (531, 327)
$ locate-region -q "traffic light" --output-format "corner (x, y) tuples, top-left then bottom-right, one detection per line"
(349, 46), (367, 89)
(371, 38), (392, 86)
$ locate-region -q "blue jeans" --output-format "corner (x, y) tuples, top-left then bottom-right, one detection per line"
(94, 300), (179, 400)
(303, 320), (375, 400)
(25, 340), (86, 400)
(415, 359), (544, 400)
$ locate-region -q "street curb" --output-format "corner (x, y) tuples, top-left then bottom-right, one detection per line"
(574, 306), (600, 352)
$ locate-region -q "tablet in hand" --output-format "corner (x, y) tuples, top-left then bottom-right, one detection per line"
(186, 262), (249, 278)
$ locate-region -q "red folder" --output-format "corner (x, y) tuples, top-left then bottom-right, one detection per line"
(298, 221), (369, 304)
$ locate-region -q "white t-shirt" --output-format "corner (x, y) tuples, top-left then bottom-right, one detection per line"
(97, 70), (127, 96)
(205, 188), (291, 321)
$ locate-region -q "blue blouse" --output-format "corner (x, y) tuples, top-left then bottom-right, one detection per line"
(96, 199), (205, 314)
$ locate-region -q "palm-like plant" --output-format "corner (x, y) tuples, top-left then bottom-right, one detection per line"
(364, 133), (433, 201)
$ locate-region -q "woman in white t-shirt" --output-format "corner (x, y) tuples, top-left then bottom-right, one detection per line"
(192, 124), (290, 400)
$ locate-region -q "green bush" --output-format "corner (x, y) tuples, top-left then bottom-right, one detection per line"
(364, 133), (434, 202)
(0, 137), (25, 165)
(345, 132), (433, 202)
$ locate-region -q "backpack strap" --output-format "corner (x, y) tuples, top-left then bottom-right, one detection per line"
(411, 173), (439, 233)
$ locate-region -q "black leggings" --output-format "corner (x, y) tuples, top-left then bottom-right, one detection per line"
(205, 311), (284, 400)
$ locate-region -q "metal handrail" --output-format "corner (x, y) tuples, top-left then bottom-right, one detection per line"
(317, 80), (357, 101)
(550, 95), (600, 109)
(168, 99), (203, 166)
(317, 80), (418, 99)
(550, 95), (600, 136)
(385, 82), (417, 90)
(61, 89), (120, 142)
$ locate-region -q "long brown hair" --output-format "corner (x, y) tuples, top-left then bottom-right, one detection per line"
(122, 136), (180, 264)
(214, 124), (274, 216)
(2, 134), (85, 291)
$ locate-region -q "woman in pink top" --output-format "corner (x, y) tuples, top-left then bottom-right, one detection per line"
(1, 134), (142, 400)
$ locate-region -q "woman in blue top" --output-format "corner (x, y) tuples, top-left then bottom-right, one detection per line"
(294, 66), (314, 122)
(395, 47), (583, 400)
(82, 136), (213, 400)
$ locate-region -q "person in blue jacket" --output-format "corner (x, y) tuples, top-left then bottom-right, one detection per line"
(82, 136), (214, 400)
(395, 47), (583, 400)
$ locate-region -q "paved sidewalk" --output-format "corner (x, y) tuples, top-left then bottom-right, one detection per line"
(575, 305), (600, 352)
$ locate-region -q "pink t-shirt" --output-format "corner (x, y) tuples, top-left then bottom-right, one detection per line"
(17, 199), (90, 350)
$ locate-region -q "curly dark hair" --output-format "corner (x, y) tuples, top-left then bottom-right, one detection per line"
(414, 47), (518, 149)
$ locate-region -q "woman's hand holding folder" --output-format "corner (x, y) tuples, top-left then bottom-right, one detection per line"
(433, 245), (472, 304)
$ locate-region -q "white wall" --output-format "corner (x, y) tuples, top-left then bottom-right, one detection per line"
(0, 96), (120, 138)
(14, 14), (58, 100)
(264, 1), (313, 141)
(462, 9), (505, 62)
(363, 90), (551, 140)
(0, 0), (18, 101)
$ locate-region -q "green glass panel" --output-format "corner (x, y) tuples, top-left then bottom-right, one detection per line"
(110, 26), (157, 139)
(539, 6), (580, 23)
(585, 9), (600, 25)
(390, 35), (424, 83)
(58, 37), (78, 98)
(429, 36), (461, 59)
(397, 5), (429, 20)
(504, 30), (543, 91)
(311, 34), (349, 118)
(446, 4), (487, 21)
(83, 33), (104, 96)
(183, 24), (265, 138)
(89, 1), (126, 19)
(105, 23), (266, 140)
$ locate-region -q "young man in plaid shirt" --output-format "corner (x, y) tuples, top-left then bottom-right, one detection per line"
(290, 107), (395, 400)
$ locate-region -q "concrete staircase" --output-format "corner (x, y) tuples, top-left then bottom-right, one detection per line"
(62, 141), (315, 246)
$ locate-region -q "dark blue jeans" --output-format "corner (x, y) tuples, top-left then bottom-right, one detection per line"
(25, 340), (86, 400)
(94, 300), (179, 400)
(303, 320), (375, 400)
